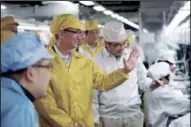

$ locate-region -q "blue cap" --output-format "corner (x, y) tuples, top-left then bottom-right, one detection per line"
(1, 32), (54, 73)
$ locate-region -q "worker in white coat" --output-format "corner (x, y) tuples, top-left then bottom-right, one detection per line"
(155, 51), (187, 91)
(156, 51), (176, 74)
(147, 62), (190, 127)
(92, 21), (152, 127)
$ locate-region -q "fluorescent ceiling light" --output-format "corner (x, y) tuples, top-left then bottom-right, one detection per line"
(93, 5), (105, 12)
(42, 1), (73, 5)
(79, 1), (94, 6)
(181, 1), (190, 10)
(117, 16), (125, 22)
(18, 25), (49, 31)
(111, 14), (119, 18)
(123, 19), (139, 29)
(1, 5), (6, 10)
(102, 8), (139, 29)
(115, 14), (121, 19)
(103, 10), (113, 15)
(116, 16), (139, 29)
(165, 1), (190, 35)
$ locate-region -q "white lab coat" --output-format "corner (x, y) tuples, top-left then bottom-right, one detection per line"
(168, 112), (190, 127)
(92, 48), (151, 124)
(148, 85), (190, 127)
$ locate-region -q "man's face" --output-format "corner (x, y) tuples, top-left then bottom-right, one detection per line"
(2, 24), (18, 33)
(27, 59), (53, 99)
(105, 41), (128, 57)
(57, 28), (82, 49)
(78, 31), (86, 46)
(86, 29), (99, 45)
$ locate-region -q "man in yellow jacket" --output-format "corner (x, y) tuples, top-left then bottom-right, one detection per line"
(81, 20), (104, 57)
(34, 14), (139, 127)
(1, 16), (19, 33)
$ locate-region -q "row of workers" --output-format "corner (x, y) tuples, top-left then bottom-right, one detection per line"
(1, 14), (190, 127)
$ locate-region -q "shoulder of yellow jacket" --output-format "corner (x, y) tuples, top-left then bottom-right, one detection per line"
(74, 51), (95, 65)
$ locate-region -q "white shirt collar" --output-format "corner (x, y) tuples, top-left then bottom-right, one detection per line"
(102, 48), (111, 57)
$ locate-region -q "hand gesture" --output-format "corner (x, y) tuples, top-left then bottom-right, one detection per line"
(123, 48), (139, 73)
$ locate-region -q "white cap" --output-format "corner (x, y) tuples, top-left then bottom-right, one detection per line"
(102, 21), (126, 43)
(148, 62), (171, 80)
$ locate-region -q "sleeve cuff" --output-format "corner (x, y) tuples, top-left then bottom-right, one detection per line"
(117, 69), (129, 79)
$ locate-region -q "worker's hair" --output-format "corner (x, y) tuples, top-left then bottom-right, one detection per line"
(157, 60), (173, 66)
(1, 68), (27, 77)
(159, 74), (170, 81)
(55, 34), (59, 40)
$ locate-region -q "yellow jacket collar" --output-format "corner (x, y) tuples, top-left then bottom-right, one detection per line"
(49, 46), (83, 59)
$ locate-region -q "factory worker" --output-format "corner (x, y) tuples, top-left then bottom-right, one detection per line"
(156, 51), (176, 73)
(1, 30), (16, 44)
(92, 21), (152, 127)
(147, 62), (190, 127)
(76, 22), (91, 58)
(1, 15), (19, 33)
(34, 14), (139, 127)
(155, 51), (186, 90)
(1, 32), (53, 127)
(81, 20), (104, 57)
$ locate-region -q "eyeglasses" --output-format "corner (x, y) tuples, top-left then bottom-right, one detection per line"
(63, 29), (82, 35)
(108, 41), (128, 48)
(32, 64), (53, 71)
(87, 30), (99, 35)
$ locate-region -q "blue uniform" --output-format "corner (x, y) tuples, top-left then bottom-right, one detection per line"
(1, 77), (39, 127)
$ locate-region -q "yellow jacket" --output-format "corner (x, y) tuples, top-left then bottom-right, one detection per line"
(81, 40), (104, 57)
(34, 47), (128, 127)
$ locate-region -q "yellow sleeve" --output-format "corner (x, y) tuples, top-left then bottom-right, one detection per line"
(92, 61), (129, 91)
(34, 81), (73, 127)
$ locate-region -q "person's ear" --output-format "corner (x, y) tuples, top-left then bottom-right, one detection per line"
(57, 30), (64, 40)
(25, 67), (36, 83)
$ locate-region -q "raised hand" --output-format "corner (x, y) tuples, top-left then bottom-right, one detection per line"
(123, 48), (139, 73)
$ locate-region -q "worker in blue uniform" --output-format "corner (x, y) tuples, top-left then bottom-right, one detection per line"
(1, 32), (54, 127)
